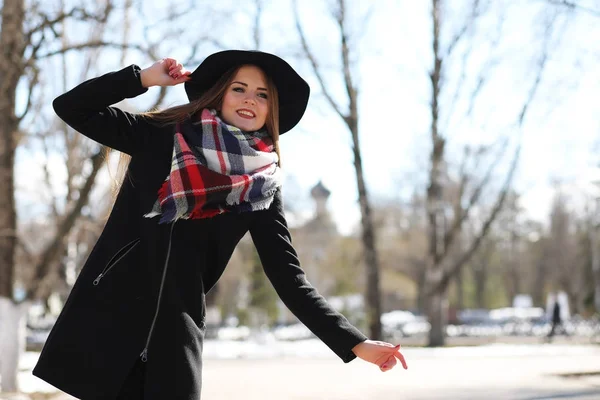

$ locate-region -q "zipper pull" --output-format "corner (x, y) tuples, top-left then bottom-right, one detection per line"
(93, 274), (103, 286)
(140, 348), (148, 362)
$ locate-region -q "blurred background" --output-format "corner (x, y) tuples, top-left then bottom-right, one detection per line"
(1, 0), (600, 399)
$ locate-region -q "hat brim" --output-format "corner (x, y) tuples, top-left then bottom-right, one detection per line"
(184, 50), (310, 134)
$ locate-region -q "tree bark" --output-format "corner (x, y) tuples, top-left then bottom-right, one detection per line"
(415, 261), (427, 312)
(532, 245), (548, 306)
(0, 0), (25, 300)
(425, 0), (447, 346)
(455, 267), (464, 311)
(425, 284), (447, 347)
(293, 0), (383, 338)
(472, 238), (493, 309)
(0, 298), (28, 392)
(589, 202), (600, 313)
(348, 116), (382, 339)
(474, 265), (487, 309)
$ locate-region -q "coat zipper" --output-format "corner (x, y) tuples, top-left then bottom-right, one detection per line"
(140, 221), (176, 363)
(93, 238), (141, 286)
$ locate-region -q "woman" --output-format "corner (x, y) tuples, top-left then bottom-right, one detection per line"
(33, 50), (407, 400)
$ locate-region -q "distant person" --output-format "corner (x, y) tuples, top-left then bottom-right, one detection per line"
(547, 298), (563, 340)
(32, 50), (408, 400)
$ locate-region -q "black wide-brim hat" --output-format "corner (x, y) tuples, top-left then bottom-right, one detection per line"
(184, 50), (310, 134)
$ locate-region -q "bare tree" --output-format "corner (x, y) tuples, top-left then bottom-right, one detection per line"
(543, 0), (600, 17)
(0, 0), (230, 390)
(0, 1), (132, 390)
(293, 0), (384, 339)
(421, 0), (557, 346)
(0, 0), (25, 305)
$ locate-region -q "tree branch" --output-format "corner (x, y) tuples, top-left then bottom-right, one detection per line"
(147, 86), (169, 112)
(432, 142), (520, 295)
(24, 5), (113, 43)
(445, 0), (483, 57)
(465, 10), (505, 117)
(32, 41), (150, 61)
(253, 0), (263, 49)
(543, 0), (600, 17)
(292, 0), (346, 120)
(517, 13), (553, 127)
(15, 65), (39, 122)
(336, 0), (358, 127)
(443, 138), (508, 253)
(40, 134), (60, 219)
(428, 0), (554, 296)
(27, 148), (107, 300)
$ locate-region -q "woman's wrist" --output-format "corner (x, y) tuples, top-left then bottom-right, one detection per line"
(139, 68), (155, 88)
(352, 339), (367, 353)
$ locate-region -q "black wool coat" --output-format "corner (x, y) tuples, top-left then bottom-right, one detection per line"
(32, 65), (367, 400)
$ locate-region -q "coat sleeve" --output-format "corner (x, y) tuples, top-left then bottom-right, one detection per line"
(249, 190), (368, 363)
(52, 64), (156, 155)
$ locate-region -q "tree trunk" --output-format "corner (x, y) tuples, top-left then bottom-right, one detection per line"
(0, 119), (18, 300)
(348, 118), (382, 339)
(0, 298), (28, 392)
(0, 0), (29, 393)
(416, 265), (427, 312)
(0, 0), (25, 391)
(473, 240), (493, 309)
(0, 0), (24, 300)
(590, 214), (600, 313)
(507, 258), (520, 305)
(425, 0), (446, 346)
(425, 284), (447, 347)
(455, 267), (464, 311)
(532, 249), (547, 306)
(292, 0), (383, 338)
(474, 264), (487, 309)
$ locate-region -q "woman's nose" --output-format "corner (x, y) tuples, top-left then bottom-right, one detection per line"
(243, 95), (255, 105)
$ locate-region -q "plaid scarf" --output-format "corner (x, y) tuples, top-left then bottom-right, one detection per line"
(145, 109), (282, 223)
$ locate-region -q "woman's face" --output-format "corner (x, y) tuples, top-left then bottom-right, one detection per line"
(220, 65), (269, 132)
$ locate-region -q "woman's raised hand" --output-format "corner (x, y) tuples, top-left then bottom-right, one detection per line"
(352, 339), (408, 372)
(140, 58), (192, 88)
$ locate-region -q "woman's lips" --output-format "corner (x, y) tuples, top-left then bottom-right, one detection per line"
(237, 109), (255, 119)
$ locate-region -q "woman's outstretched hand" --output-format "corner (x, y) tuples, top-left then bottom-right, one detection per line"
(140, 58), (192, 88)
(352, 339), (408, 372)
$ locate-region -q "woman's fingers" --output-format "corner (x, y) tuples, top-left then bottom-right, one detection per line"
(354, 340), (408, 373)
(369, 351), (392, 368)
(380, 344), (408, 372)
(380, 355), (397, 372)
(175, 70), (191, 80)
(388, 344), (408, 370)
(144, 58), (191, 87)
(165, 58), (178, 69)
(168, 64), (191, 81)
(394, 350), (408, 369)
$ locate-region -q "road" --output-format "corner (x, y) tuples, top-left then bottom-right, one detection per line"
(200, 344), (600, 400)
(7, 343), (600, 400)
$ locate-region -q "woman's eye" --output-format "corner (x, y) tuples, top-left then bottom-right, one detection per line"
(258, 93), (268, 99)
(233, 87), (244, 93)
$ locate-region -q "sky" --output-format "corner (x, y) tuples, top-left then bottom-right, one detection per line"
(14, 0), (600, 235)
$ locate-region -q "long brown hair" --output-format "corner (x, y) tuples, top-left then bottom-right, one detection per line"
(106, 64), (281, 199)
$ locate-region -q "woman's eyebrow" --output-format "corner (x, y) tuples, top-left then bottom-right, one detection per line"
(232, 81), (268, 91)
